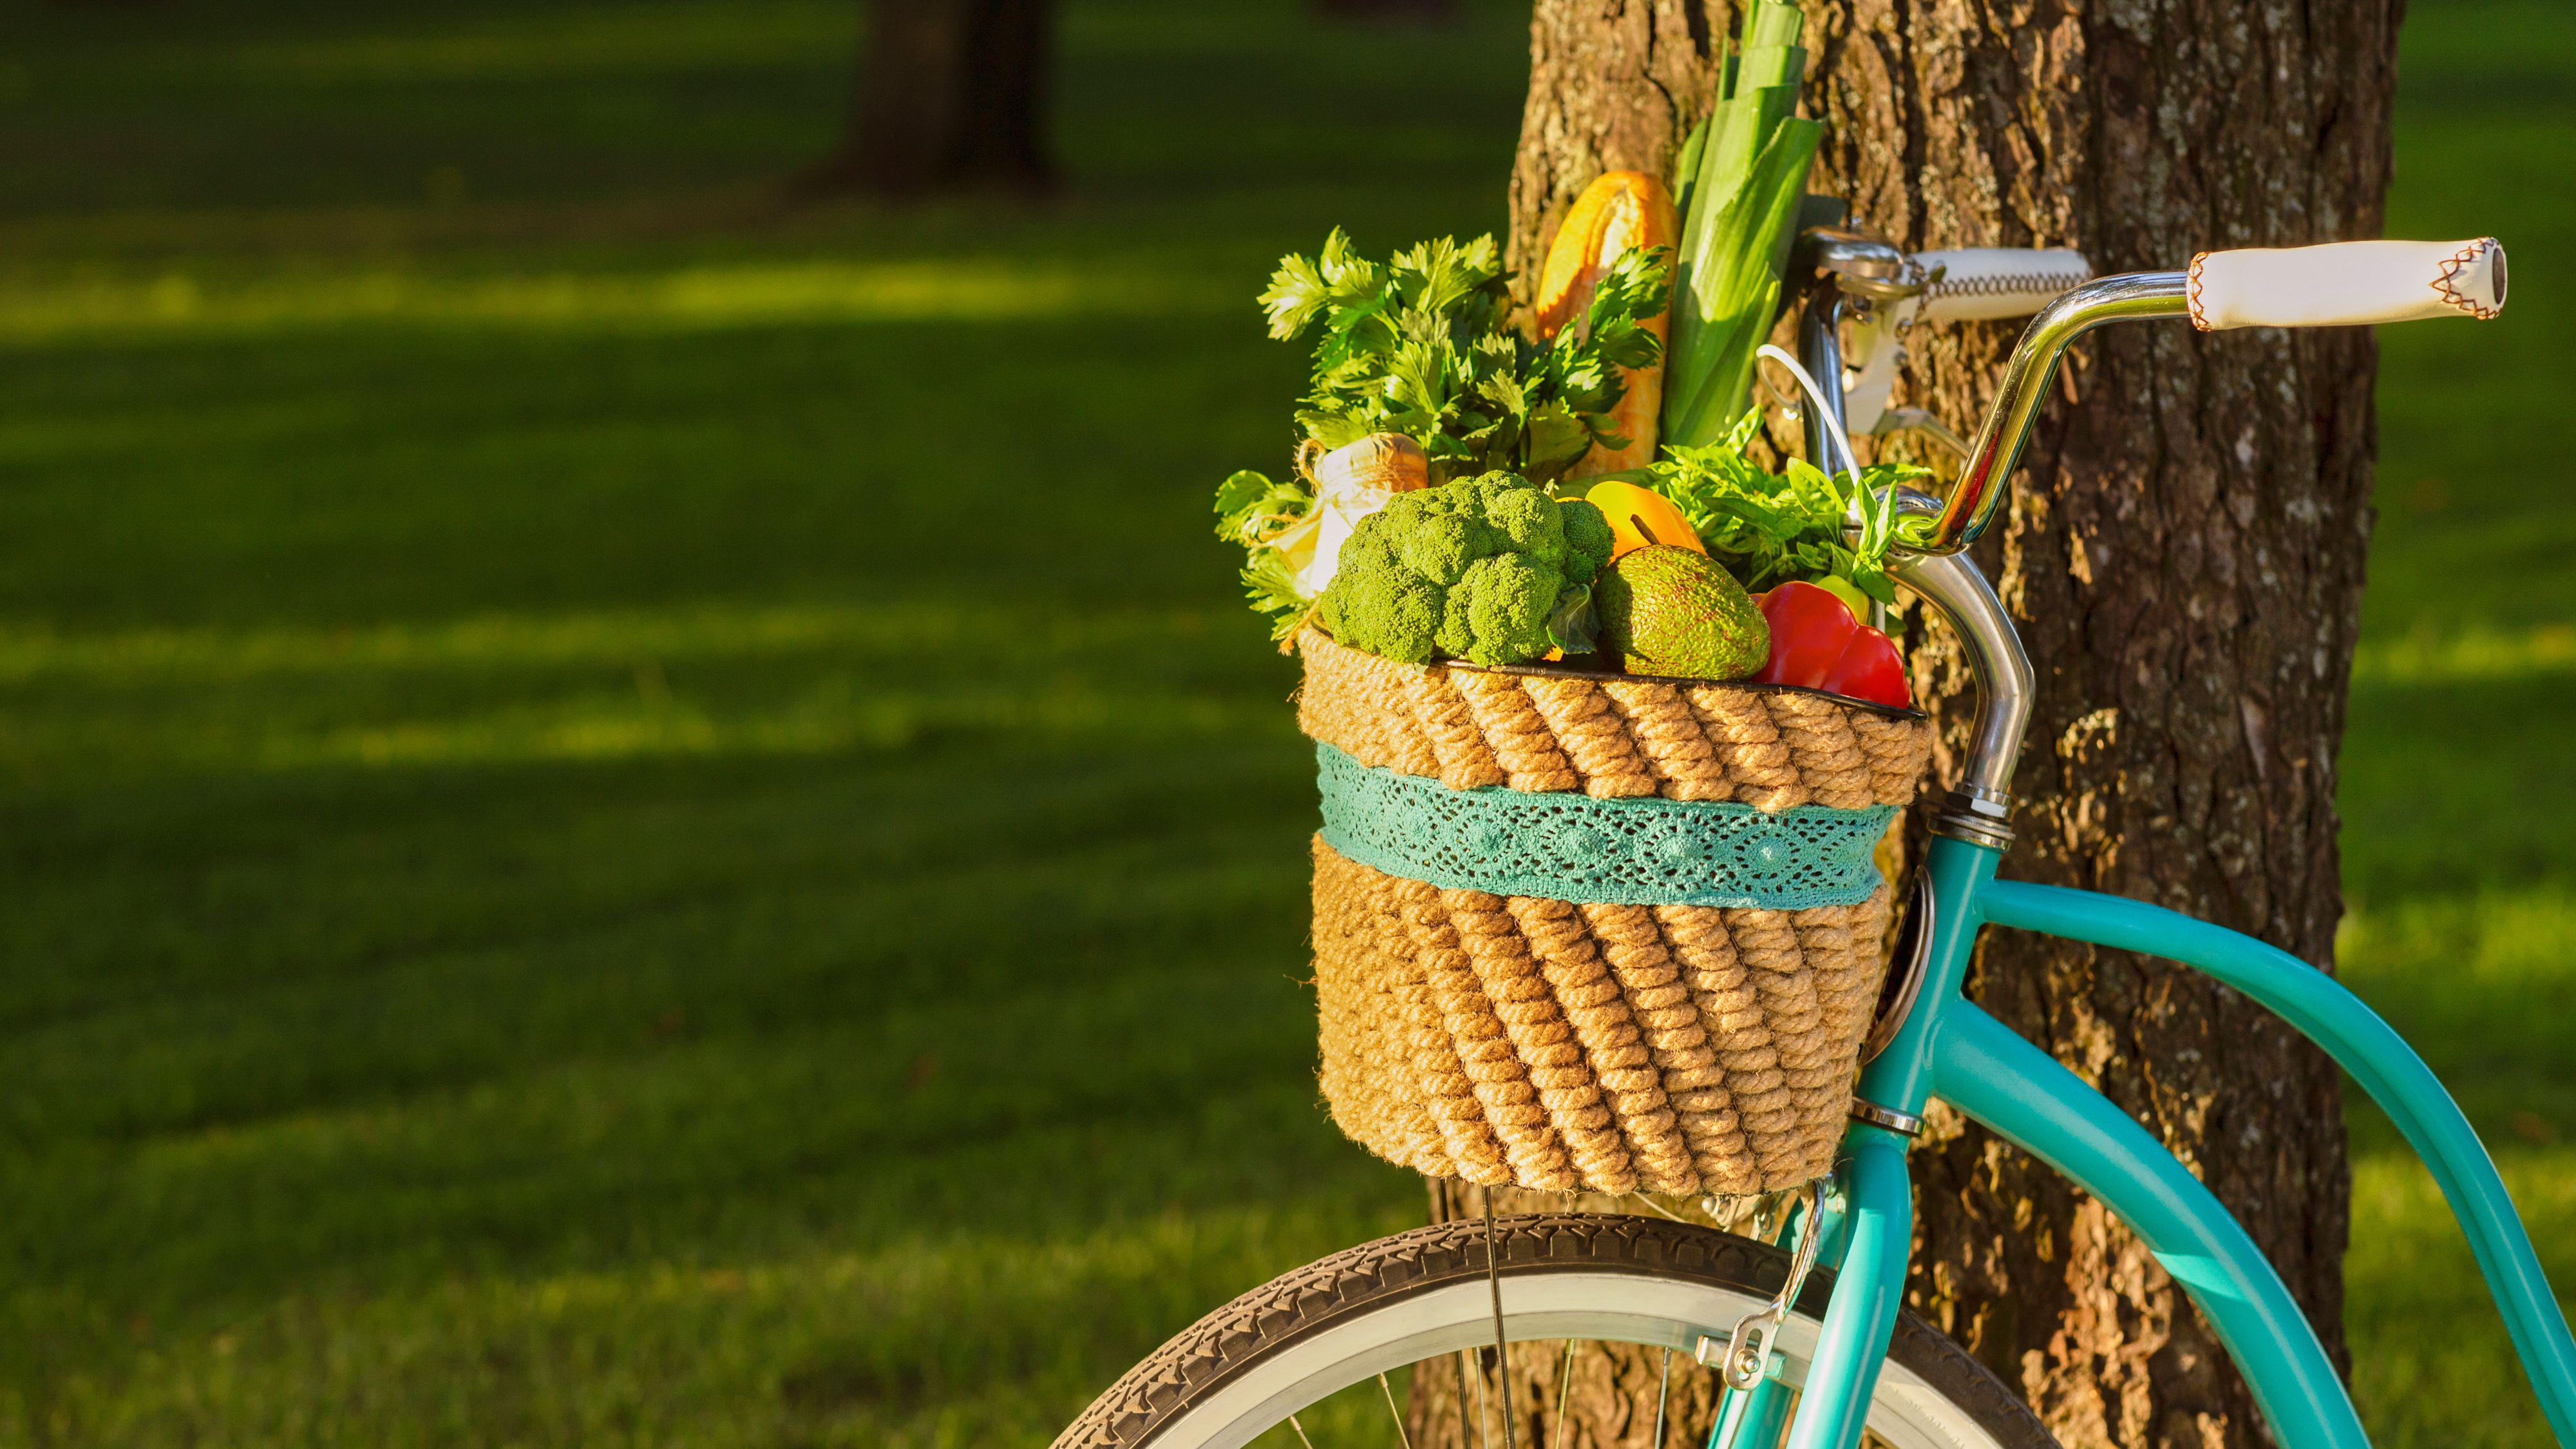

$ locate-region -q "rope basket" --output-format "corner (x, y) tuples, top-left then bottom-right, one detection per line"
(1296, 627), (1934, 1197)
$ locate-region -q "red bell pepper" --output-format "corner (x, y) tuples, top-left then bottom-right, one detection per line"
(1752, 581), (1855, 689)
(1751, 580), (1911, 708)
(1819, 626), (1908, 707)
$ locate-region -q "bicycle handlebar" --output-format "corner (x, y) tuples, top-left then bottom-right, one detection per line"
(1918, 272), (2190, 554)
(2188, 238), (2505, 330)
(1909, 238), (2507, 556)
(1800, 229), (2510, 837)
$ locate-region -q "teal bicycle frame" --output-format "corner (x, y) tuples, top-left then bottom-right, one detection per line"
(1739, 247), (2576, 1449)
(1735, 835), (2576, 1449)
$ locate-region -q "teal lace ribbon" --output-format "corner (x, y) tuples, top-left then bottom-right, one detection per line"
(1316, 744), (1895, 909)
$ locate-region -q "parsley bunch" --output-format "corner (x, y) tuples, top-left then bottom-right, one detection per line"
(1258, 229), (1670, 488)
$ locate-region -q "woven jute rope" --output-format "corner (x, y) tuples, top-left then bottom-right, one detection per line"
(1298, 627), (1934, 1196)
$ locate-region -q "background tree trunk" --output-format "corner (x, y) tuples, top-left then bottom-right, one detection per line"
(1418, 0), (2402, 1443)
(806, 0), (1057, 196)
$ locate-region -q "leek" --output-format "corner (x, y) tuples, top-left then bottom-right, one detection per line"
(1660, 0), (1823, 449)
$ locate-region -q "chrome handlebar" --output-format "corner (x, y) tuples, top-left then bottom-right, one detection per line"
(1817, 234), (2494, 557)
(1920, 272), (2189, 554)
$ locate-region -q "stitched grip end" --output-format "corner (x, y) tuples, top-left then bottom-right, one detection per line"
(2188, 238), (2505, 330)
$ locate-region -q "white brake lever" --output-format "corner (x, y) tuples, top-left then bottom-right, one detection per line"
(1841, 247), (2093, 436)
(1840, 294), (1918, 436)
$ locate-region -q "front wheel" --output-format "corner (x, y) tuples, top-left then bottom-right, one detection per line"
(1056, 1214), (2054, 1449)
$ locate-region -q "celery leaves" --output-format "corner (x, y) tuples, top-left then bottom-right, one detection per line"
(1258, 230), (1671, 488)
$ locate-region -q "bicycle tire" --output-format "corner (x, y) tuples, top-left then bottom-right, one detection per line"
(1055, 1213), (2056, 1449)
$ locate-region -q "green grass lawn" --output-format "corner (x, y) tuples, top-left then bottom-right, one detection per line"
(0, 0), (2566, 1444)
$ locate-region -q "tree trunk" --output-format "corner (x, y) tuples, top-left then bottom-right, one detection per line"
(1419, 1), (2401, 1444)
(806, 0), (1057, 196)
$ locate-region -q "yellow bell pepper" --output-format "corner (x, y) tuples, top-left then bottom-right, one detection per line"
(1586, 480), (1704, 560)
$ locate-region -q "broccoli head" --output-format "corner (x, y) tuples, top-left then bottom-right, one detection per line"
(1558, 496), (1614, 582)
(1317, 473), (1611, 666)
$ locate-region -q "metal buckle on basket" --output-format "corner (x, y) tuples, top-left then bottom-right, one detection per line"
(1696, 1177), (1830, 1391)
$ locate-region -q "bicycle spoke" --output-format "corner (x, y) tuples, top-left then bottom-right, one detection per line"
(1379, 1370), (1413, 1449)
(1456, 1350), (1474, 1449)
(1481, 1198), (1517, 1449)
(1474, 1348), (1490, 1449)
(1551, 1340), (1574, 1446)
(1651, 1347), (1671, 1449)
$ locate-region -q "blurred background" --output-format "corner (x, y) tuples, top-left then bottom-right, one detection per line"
(0, 0), (2566, 1444)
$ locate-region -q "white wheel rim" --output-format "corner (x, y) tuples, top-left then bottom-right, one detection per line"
(1146, 1269), (2007, 1449)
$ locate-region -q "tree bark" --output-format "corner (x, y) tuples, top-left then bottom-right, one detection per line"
(806, 0), (1057, 196)
(1421, 1), (2401, 1443)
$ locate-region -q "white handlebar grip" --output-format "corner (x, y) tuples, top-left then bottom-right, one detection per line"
(2187, 238), (2505, 330)
(1915, 248), (2094, 321)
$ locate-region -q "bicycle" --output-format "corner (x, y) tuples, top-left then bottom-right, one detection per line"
(1056, 229), (2551, 1449)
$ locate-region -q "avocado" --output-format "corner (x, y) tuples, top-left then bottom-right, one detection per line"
(1596, 545), (1770, 679)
